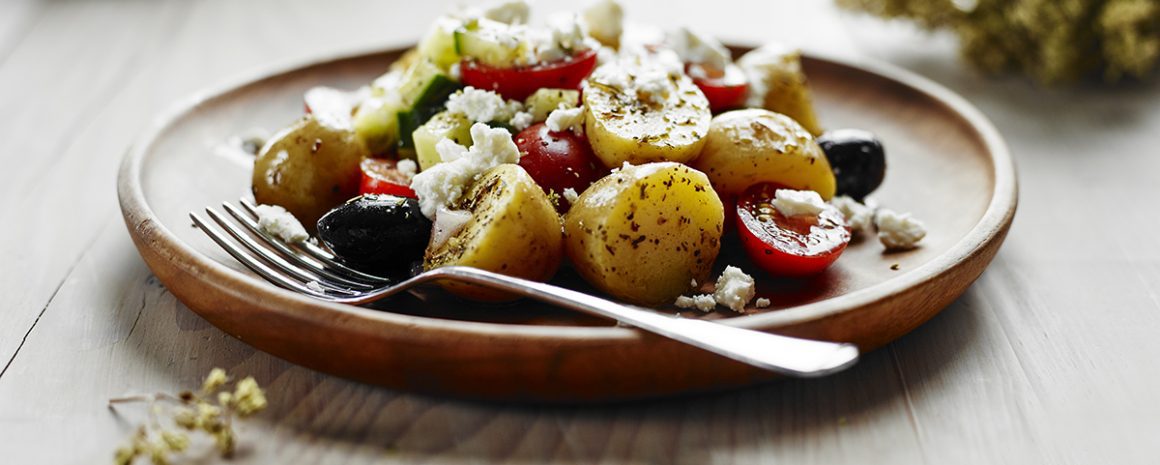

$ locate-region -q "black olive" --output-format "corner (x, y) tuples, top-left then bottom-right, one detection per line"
(316, 194), (432, 269)
(817, 129), (886, 201)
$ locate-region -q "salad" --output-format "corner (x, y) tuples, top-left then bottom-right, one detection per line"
(248, 0), (926, 311)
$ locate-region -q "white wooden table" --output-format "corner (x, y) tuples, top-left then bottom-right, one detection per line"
(3, 0), (1158, 463)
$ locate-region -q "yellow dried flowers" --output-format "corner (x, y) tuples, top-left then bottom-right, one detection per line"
(838, 0), (1160, 83)
(109, 368), (268, 465)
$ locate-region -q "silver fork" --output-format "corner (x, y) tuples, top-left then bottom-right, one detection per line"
(190, 199), (859, 377)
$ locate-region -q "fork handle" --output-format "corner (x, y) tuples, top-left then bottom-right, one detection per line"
(422, 267), (859, 377)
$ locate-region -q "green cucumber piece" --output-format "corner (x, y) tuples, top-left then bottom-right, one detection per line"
(524, 88), (581, 121)
(352, 96), (404, 155)
(453, 18), (528, 68)
(395, 60), (462, 148)
(418, 17), (461, 70)
(412, 111), (474, 170)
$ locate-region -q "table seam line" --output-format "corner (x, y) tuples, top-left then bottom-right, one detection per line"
(0, 223), (105, 381)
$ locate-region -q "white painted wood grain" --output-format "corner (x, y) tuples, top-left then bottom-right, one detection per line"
(3, 0), (1160, 464)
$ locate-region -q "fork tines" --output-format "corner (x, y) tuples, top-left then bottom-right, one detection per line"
(190, 199), (392, 299)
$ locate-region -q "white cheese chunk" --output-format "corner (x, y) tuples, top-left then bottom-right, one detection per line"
(509, 111), (534, 131)
(410, 123), (521, 219)
(667, 27), (731, 70)
(674, 294), (717, 312)
(445, 86), (523, 123)
(831, 195), (873, 232)
(562, 187), (580, 204)
(772, 189), (826, 217)
(546, 106), (585, 134)
(303, 86), (365, 130)
(395, 159), (418, 181)
(581, 0), (623, 46)
(755, 298), (771, 308)
(875, 209), (927, 250)
(254, 204), (309, 244)
(713, 266), (756, 313)
(481, 0), (530, 24)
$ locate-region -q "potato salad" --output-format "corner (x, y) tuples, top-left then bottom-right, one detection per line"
(248, 0), (924, 309)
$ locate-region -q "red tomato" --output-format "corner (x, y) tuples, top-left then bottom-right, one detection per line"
(359, 158), (416, 198)
(514, 123), (605, 211)
(688, 63), (749, 113)
(736, 183), (850, 277)
(460, 49), (598, 101)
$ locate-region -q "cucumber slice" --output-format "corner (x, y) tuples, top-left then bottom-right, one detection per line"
(418, 17), (461, 71)
(395, 60), (462, 148)
(353, 95), (404, 155)
(412, 111), (474, 170)
(453, 18), (529, 68)
(524, 88), (580, 121)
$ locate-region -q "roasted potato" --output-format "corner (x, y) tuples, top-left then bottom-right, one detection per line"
(252, 116), (368, 228)
(564, 162), (724, 306)
(583, 62), (711, 167)
(737, 44), (823, 136)
(689, 109), (836, 200)
(424, 164), (563, 301)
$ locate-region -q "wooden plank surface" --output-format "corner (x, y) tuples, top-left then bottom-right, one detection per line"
(2, 0), (1159, 464)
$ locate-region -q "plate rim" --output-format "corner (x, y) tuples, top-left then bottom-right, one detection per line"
(117, 44), (1018, 342)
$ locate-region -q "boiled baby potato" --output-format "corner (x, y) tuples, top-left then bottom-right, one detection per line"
(689, 109), (836, 200)
(252, 116), (368, 228)
(564, 162), (723, 306)
(583, 61), (711, 167)
(424, 164), (563, 301)
(737, 44), (823, 136)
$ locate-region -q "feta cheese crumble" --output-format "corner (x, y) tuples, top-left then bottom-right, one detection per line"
(581, 0), (623, 46)
(410, 123), (521, 219)
(674, 267), (758, 313)
(755, 298), (771, 309)
(480, 0), (530, 24)
(831, 195), (873, 232)
(562, 187), (580, 204)
(396, 159), (418, 181)
(253, 204), (309, 244)
(714, 266), (756, 313)
(667, 27), (731, 70)
(546, 105), (585, 134)
(306, 281), (326, 293)
(772, 189), (826, 217)
(509, 111), (534, 131)
(445, 87), (523, 123)
(875, 209), (927, 250)
(675, 294), (717, 312)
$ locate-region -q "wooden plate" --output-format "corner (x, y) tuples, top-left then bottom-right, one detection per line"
(117, 46), (1016, 402)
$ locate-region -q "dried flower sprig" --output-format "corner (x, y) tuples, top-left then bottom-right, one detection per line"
(838, 0), (1160, 84)
(109, 368), (268, 465)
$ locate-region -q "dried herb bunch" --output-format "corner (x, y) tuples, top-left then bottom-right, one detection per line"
(837, 0), (1160, 83)
(109, 368), (268, 465)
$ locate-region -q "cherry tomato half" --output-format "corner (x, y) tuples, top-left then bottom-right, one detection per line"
(688, 63), (749, 113)
(359, 158), (416, 198)
(736, 183), (850, 277)
(460, 49), (598, 101)
(514, 123), (605, 211)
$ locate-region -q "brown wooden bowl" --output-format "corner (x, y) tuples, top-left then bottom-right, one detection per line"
(117, 45), (1016, 402)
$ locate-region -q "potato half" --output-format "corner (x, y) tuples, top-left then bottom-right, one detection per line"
(564, 162), (724, 306)
(252, 116), (368, 228)
(424, 164), (563, 301)
(737, 44), (823, 136)
(689, 109), (836, 199)
(583, 62), (711, 167)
